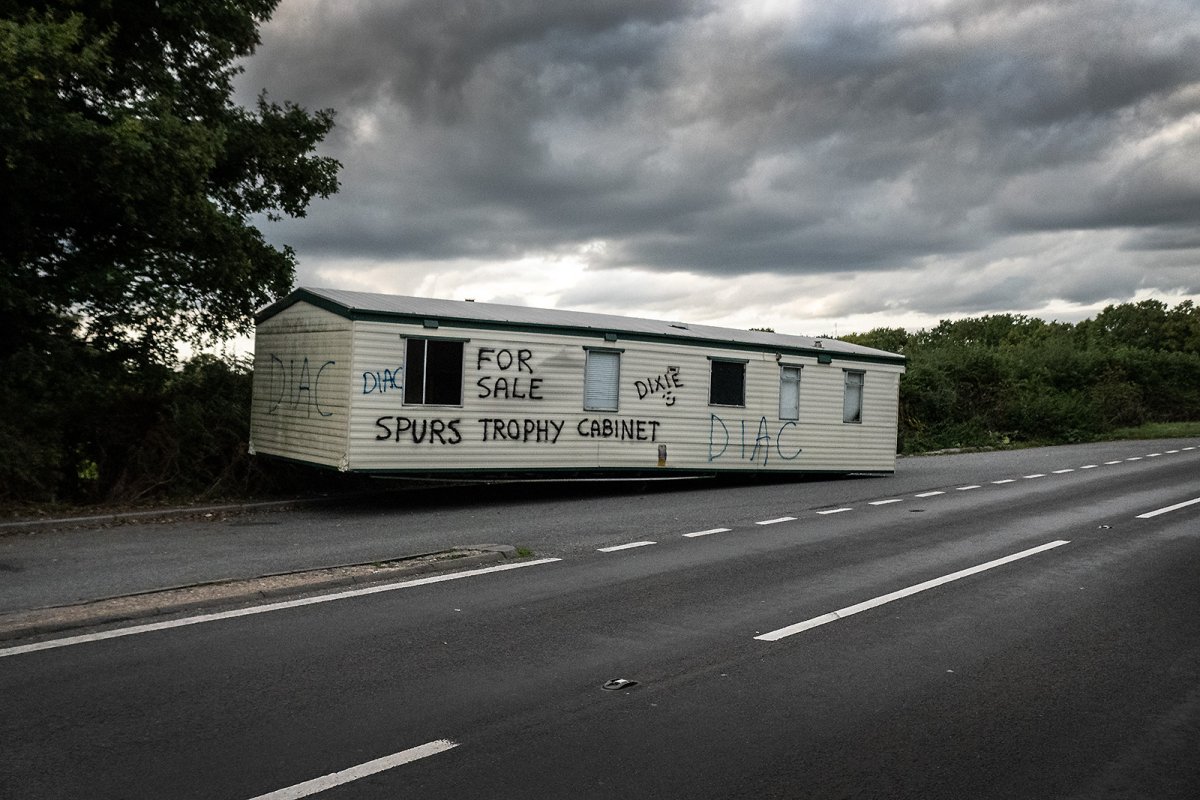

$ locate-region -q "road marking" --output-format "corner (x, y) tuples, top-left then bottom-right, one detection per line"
(956, 485), (981, 491)
(597, 541), (656, 552)
(756, 516), (797, 525)
(1147, 453), (1162, 458)
(247, 739), (459, 800)
(1081, 464), (1098, 469)
(0, 559), (563, 659)
(869, 499), (903, 506)
(914, 491), (944, 498)
(1104, 460), (1123, 465)
(816, 508), (852, 515)
(1024, 474), (1046, 479)
(1126, 457), (1143, 461)
(683, 528), (731, 538)
(754, 540), (1071, 641)
(992, 479), (1016, 484)
(1166, 450), (1180, 454)
(1185, 447), (1196, 451)
(1052, 469), (1075, 474)
(1136, 497), (1200, 519)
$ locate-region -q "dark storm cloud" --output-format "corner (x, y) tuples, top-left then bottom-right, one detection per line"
(240, 0), (1200, 312)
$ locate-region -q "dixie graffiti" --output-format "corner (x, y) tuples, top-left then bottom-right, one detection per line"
(635, 366), (682, 407)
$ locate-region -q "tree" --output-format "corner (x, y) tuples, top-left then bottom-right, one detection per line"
(0, 0), (340, 362)
(0, 1), (339, 502)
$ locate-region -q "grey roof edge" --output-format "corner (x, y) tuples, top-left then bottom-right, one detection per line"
(256, 287), (905, 366)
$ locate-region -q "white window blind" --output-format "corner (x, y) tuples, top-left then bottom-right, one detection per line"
(584, 350), (620, 411)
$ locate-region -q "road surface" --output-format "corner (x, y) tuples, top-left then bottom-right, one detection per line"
(1, 440), (1198, 798)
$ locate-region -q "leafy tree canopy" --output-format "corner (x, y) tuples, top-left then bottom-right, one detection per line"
(0, 0), (340, 364)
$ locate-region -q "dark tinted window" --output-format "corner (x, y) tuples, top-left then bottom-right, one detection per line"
(405, 338), (464, 405)
(709, 360), (745, 406)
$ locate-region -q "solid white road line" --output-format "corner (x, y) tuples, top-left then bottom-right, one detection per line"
(1136, 497), (1200, 519)
(0, 559), (563, 659)
(816, 508), (852, 515)
(869, 499), (903, 506)
(597, 541), (656, 552)
(754, 540), (1071, 641)
(247, 739), (459, 800)
(756, 516), (797, 525)
(683, 528), (731, 538)
(914, 491), (944, 498)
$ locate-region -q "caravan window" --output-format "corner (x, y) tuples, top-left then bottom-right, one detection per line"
(404, 338), (464, 405)
(779, 366), (801, 420)
(709, 358), (746, 406)
(583, 348), (621, 411)
(843, 370), (864, 423)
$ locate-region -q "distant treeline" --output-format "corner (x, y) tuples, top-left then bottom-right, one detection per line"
(842, 299), (1200, 453)
(3, 299), (1197, 508)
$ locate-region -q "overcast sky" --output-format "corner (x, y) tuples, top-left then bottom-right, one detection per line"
(235, 0), (1200, 336)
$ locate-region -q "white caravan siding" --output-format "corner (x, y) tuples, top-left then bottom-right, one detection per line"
(250, 303), (352, 468)
(343, 317), (902, 474)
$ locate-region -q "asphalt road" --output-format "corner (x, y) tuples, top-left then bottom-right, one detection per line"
(1, 440), (1198, 798)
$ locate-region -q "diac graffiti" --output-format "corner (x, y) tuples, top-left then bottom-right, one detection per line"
(267, 355), (336, 417)
(708, 414), (801, 465)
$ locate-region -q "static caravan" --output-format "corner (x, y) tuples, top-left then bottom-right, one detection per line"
(250, 288), (906, 478)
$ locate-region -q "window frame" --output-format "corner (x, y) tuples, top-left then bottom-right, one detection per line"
(583, 347), (623, 412)
(842, 369), (865, 424)
(403, 336), (467, 406)
(708, 357), (748, 407)
(779, 364), (802, 421)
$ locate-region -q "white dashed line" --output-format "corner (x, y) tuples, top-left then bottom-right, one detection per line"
(1081, 465), (1098, 469)
(1105, 460), (1123, 465)
(1052, 469), (1075, 474)
(683, 528), (731, 538)
(754, 540), (1071, 641)
(597, 541), (656, 552)
(992, 479), (1016, 484)
(1136, 497), (1200, 519)
(1185, 447), (1197, 451)
(247, 739), (460, 800)
(869, 499), (903, 506)
(1126, 457), (1143, 461)
(1166, 450), (1180, 454)
(956, 485), (981, 491)
(1147, 453), (1162, 458)
(1024, 474), (1046, 479)
(915, 491), (944, 498)
(756, 517), (797, 526)
(816, 508), (852, 515)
